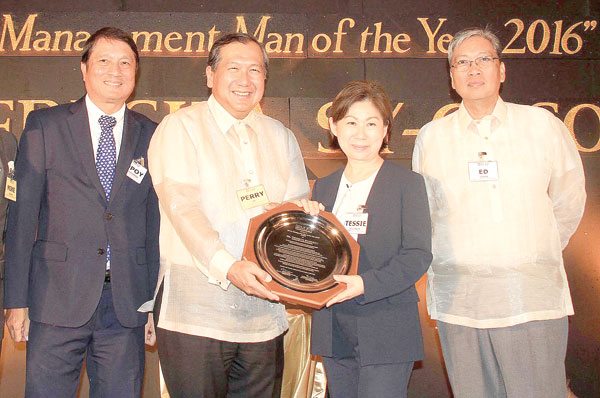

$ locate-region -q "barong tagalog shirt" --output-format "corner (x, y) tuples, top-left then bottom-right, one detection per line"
(148, 95), (309, 342)
(412, 98), (586, 329)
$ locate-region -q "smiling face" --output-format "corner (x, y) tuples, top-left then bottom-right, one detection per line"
(330, 99), (388, 164)
(206, 41), (266, 120)
(80, 37), (136, 114)
(450, 35), (505, 114)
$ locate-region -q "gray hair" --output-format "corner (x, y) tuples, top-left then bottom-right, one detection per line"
(207, 32), (269, 78)
(447, 27), (502, 63)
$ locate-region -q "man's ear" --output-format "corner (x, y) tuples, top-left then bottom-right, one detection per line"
(206, 65), (214, 88)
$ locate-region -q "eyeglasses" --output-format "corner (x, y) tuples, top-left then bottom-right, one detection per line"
(451, 56), (500, 72)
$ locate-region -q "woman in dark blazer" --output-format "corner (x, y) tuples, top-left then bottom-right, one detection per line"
(297, 81), (432, 398)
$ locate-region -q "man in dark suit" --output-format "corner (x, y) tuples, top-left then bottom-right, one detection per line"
(3, 27), (159, 397)
(0, 128), (18, 353)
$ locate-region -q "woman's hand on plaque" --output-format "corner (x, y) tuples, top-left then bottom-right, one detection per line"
(325, 275), (365, 307)
(264, 202), (281, 211)
(293, 198), (324, 216)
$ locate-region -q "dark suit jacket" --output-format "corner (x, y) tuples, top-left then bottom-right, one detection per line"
(4, 98), (160, 328)
(0, 130), (18, 342)
(310, 160), (432, 365)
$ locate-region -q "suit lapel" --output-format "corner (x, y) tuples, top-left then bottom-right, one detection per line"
(359, 160), (389, 246)
(67, 99), (107, 202)
(109, 109), (140, 201)
(363, 160), (388, 212)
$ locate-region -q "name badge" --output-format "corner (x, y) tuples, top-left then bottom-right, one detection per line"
(237, 184), (269, 209)
(127, 158), (147, 184)
(468, 161), (499, 182)
(4, 160), (16, 201)
(341, 212), (368, 235)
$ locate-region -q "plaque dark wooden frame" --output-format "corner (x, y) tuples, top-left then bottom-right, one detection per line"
(243, 203), (359, 309)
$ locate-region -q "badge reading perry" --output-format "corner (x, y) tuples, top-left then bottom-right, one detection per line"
(5, 160), (16, 201)
(468, 161), (499, 182)
(237, 185), (269, 209)
(127, 157), (147, 184)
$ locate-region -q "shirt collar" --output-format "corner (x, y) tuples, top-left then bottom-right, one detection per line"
(457, 97), (507, 133)
(85, 95), (126, 124)
(207, 94), (257, 135)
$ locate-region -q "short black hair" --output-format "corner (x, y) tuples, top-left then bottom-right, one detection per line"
(81, 27), (139, 67)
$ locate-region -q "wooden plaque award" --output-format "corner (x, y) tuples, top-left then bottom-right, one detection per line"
(243, 203), (359, 309)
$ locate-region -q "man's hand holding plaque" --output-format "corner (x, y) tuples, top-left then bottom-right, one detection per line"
(242, 201), (360, 309)
(226, 260), (280, 302)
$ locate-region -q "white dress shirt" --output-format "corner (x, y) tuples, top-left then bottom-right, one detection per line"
(332, 172), (378, 240)
(148, 95), (310, 342)
(413, 98), (586, 328)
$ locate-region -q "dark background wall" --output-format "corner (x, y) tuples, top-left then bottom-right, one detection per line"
(0, 1), (598, 397)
